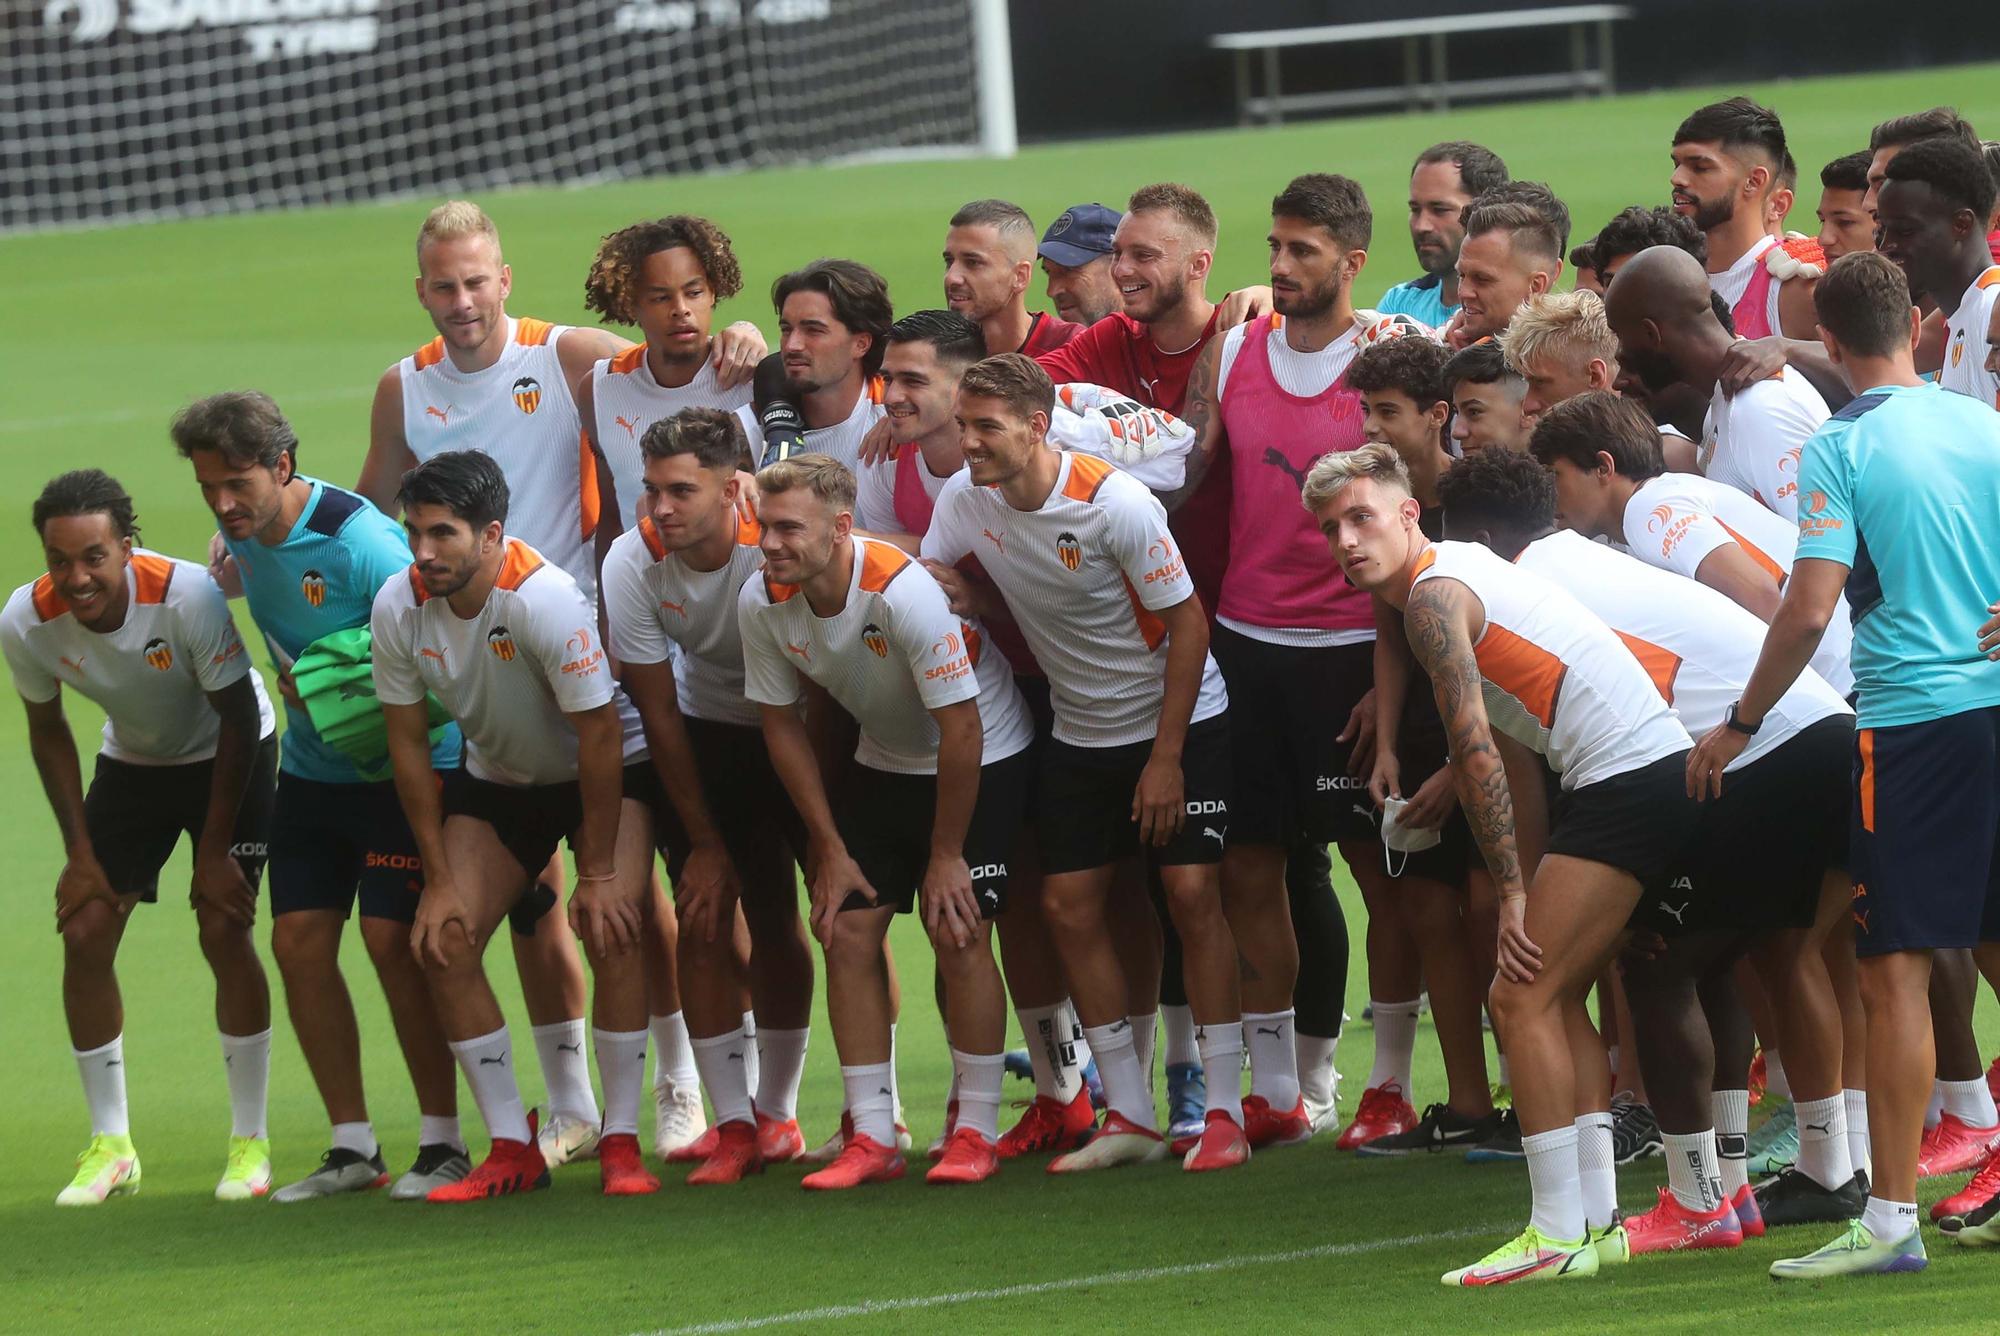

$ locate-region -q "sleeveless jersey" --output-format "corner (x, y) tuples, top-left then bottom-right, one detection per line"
(398, 316), (600, 599)
(1709, 237), (1785, 341)
(587, 344), (757, 526)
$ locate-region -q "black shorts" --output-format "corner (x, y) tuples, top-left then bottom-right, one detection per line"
(82, 737), (277, 902)
(1850, 705), (2000, 957)
(1631, 717), (1851, 939)
(834, 750), (1033, 917)
(442, 762), (658, 933)
(1037, 714), (1232, 874)
(1545, 751), (1701, 897)
(647, 716), (806, 903)
(1210, 626), (1377, 846)
(1388, 810), (1478, 886)
(269, 772), (463, 923)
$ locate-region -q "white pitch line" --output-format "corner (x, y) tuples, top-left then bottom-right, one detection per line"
(632, 1224), (1500, 1335)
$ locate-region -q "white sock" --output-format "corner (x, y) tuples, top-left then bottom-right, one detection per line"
(1712, 1088), (1750, 1196)
(741, 1010), (761, 1096)
(1297, 1032), (1339, 1106)
(690, 1026), (754, 1129)
(841, 1062), (896, 1145)
(1525, 1125), (1586, 1241)
(1925, 1080), (1944, 1130)
(756, 1027), (809, 1121)
(331, 1120), (377, 1158)
(531, 1020), (598, 1123)
(1083, 1019), (1155, 1128)
(75, 1035), (129, 1137)
(1861, 1194), (1919, 1244)
(451, 1026), (530, 1144)
(648, 1012), (698, 1093)
(217, 1028), (270, 1140)
(1574, 1111), (1617, 1230)
(1844, 1089), (1871, 1176)
(1366, 998), (1420, 1094)
(594, 1027), (648, 1138)
(1199, 1020), (1245, 1125)
(1162, 1003), (1198, 1068)
(952, 1049), (1005, 1142)
(1128, 1013), (1157, 1086)
(1795, 1093), (1854, 1190)
(1940, 1076), (2000, 1128)
(1018, 1004), (1082, 1104)
(419, 1113), (466, 1153)
(1765, 1051), (1791, 1102)
(1244, 1010), (1300, 1107)
(888, 1022), (903, 1121)
(1664, 1129), (1725, 1212)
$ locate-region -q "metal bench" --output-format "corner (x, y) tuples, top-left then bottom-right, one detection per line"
(1212, 5), (1635, 126)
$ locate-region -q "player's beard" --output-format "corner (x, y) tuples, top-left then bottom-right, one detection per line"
(1621, 345), (1682, 395)
(1414, 232), (1459, 277)
(1685, 190), (1735, 233)
(1133, 272), (1188, 326)
(1272, 273), (1342, 320)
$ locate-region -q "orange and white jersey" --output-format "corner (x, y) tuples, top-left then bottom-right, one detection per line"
(1516, 531), (1851, 770)
(587, 345), (759, 524)
(800, 382), (887, 471)
(2, 551), (275, 764)
(1624, 472), (1854, 695)
(1408, 540), (1690, 789)
(602, 512), (765, 728)
(736, 536), (1030, 776)
(1942, 266), (2000, 409)
(1700, 365), (1830, 523)
(922, 451), (1229, 748)
(371, 538), (644, 787)
(398, 316), (600, 600)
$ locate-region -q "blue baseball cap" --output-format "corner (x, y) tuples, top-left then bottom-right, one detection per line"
(1039, 203), (1121, 268)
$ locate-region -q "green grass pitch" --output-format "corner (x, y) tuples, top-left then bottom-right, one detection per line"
(3, 60), (2000, 1334)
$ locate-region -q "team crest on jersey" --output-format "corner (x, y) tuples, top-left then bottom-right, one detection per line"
(487, 626), (518, 661)
(142, 637), (173, 671)
(300, 569), (327, 608)
(1952, 333), (1965, 368)
(1055, 531), (1082, 572)
(512, 377), (543, 415)
(861, 623), (889, 658)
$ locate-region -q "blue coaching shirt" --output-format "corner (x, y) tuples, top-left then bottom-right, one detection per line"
(224, 478), (461, 781)
(1375, 273), (1456, 329)
(1794, 382), (2000, 728)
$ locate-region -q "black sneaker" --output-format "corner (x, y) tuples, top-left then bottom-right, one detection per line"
(1752, 1166), (1868, 1226)
(1356, 1103), (1504, 1156)
(1611, 1098), (1663, 1165)
(389, 1142), (473, 1201)
(1465, 1107), (1525, 1162)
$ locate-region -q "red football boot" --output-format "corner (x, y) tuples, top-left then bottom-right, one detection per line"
(1730, 1182), (1765, 1238)
(1241, 1094), (1313, 1149)
(1333, 1083), (1417, 1151)
(1623, 1186), (1744, 1254)
(666, 1125), (718, 1165)
(996, 1090), (1095, 1158)
(801, 1132), (905, 1191)
(755, 1111), (804, 1164)
(687, 1120), (764, 1186)
(599, 1133), (659, 1196)
(1917, 1113), (2000, 1178)
(926, 1128), (1000, 1185)
(1934, 1143), (2000, 1220)
(1182, 1110), (1251, 1173)
(428, 1112), (551, 1203)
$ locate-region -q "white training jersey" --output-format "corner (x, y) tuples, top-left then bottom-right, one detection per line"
(798, 382), (886, 471)
(1517, 531), (1851, 770)
(398, 316), (600, 599)
(587, 344), (759, 525)
(737, 536), (1031, 776)
(1214, 317), (1363, 397)
(1941, 266), (2000, 409)
(1707, 236), (1784, 336)
(371, 539), (644, 787)
(1624, 472), (1855, 695)
(1700, 366), (1830, 523)
(602, 512), (765, 729)
(1, 551), (274, 764)
(1408, 540), (1691, 789)
(923, 451), (1230, 748)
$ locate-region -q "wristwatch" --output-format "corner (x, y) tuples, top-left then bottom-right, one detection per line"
(1724, 701), (1762, 736)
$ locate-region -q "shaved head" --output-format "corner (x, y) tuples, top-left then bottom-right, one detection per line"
(1602, 245), (1732, 395)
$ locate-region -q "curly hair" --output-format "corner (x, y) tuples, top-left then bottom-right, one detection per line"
(34, 469), (140, 542)
(1585, 204), (1706, 273)
(1347, 335), (1451, 408)
(1436, 443), (1556, 545)
(584, 215), (743, 325)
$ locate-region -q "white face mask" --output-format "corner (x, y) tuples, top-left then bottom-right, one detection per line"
(1381, 795), (1442, 878)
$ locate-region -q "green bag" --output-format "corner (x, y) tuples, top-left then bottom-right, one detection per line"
(291, 626), (451, 782)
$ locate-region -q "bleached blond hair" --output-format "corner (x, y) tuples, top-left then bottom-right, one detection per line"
(1300, 442), (1412, 514)
(1498, 289), (1617, 379)
(416, 200), (501, 268)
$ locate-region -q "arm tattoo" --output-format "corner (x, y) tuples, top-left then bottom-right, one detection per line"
(1405, 581), (1524, 894)
(1161, 336), (1224, 510)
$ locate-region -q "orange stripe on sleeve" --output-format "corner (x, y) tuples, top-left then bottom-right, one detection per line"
(1614, 631), (1683, 704)
(1060, 452), (1115, 504)
(514, 317), (554, 347)
(496, 539), (546, 591)
(130, 553), (174, 605)
(1716, 521), (1788, 588)
(857, 540), (911, 594)
(735, 512), (763, 546)
(609, 344), (646, 374)
(638, 516), (667, 562)
(1976, 267), (2000, 291)
(578, 430), (601, 541)
(1473, 622), (1565, 728)
(412, 337), (446, 371)
(1858, 728), (1876, 832)
(30, 574), (68, 621)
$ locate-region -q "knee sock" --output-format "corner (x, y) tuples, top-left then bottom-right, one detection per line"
(1365, 999), (1420, 1094)
(1795, 1093), (1854, 1190)
(1297, 1032), (1340, 1108)
(951, 1050), (1005, 1142)
(1245, 1010), (1300, 1107)
(1664, 1128), (1725, 1212)
(1128, 1012), (1157, 1086)
(1018, 1003), (1083, 1105)
(690, 1027), (752, 1128)
(1844, 1089), (1870, 1176)
(532, 1019), (598, 1123)
(1161, 1003), (1198, 1068)
(593, 1027), (648, 1138)
(75, 1035), (129, 1137)
(1574, 1111), (1618, 1230)
(841, 1063), (895, 1145)
(1525, 1125), (1585, 1241)
(451, 1026), (529, 1144)
(740, 1010), (761, 1097)
(648, 1011), (697, 1092)
(1712, 1088), (1750, 1195)
(756, 1027), (809, 1122)
(1199, 1020), (1244, 1125)
(1083, 1020), (1154, 1128)
(218, 1028), (270, 1140)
